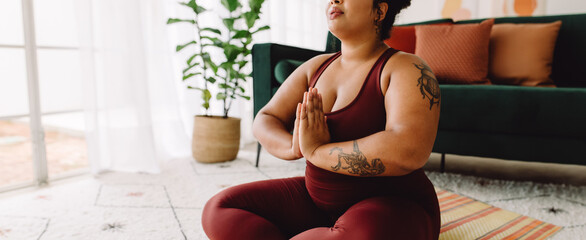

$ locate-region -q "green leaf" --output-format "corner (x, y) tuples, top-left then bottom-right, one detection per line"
(180, 0), (207, 14)
(203, 89), (212, 101)
(182, 63), (199, 74)
(219, 83), (231, 89)
(167, 18), (196, 25)
(221, 0), (241, 12)
(202, 53), (219, 73)
(216, 92), (227, 100)
(188, 87), (213, 109)
(241, 38), (252, 46)
(219, 62), (233, 72)
(232, 30), (251, 39)
(237, 60), (247, 69)
(201, 36), (223, 46)
(223, 44), (241, 62)
(238, 86), (245, 93)
(237, 72), (249, 80)
(183, 72), (201, 81)
(229, 69), (240, 79)
(252, 25), (270, 34)
(201, 27), (222, 35)
(205, 77), (217, 84)
(243, 11), (259, 29)
(223, 18), (236, 31)
(176, 40), (197, 52)
(237, 94), (251, 100)
(187, 54), (198, 66)
(248, 0), (265, 12)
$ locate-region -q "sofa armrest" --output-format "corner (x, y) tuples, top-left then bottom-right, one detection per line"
(252, 43), (324, 117)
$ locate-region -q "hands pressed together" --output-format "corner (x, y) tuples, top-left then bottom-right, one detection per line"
(291, 87), (331, 160)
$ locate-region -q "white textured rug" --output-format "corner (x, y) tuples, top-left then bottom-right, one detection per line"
(0, 149), (584, 240)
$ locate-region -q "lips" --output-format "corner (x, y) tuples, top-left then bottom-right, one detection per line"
(328, 7), (344, 20)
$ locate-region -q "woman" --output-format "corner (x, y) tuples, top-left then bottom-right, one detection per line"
(202, 0), (441, 239)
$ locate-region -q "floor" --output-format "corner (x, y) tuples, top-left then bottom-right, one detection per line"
(0, 120), (88, 187)
(0, 146), (584, 240)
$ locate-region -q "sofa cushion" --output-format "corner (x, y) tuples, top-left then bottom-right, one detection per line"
(384, 22), (452, 54)
(456, 14), (586, 88)
(489, 21), (562, 87)
(438, 85), (586, 139)
(274, 59), (304, 84)
(415, 19), (494, 85)
(385, 26), (417, 53)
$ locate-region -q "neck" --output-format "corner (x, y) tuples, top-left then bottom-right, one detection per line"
(339, 36), (389, 64)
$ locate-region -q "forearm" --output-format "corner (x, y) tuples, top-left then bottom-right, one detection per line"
(308, 130), (431, 177)
(252, 113), (299, 160)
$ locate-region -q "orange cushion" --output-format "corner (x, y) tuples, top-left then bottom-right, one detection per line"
(384, 23), (452, 54)
(385, 26), (416, 53)
(489, 21), (562, 87)
(415, 19), (494, 85)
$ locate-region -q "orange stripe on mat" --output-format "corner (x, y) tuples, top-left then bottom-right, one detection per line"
(477, 216), (528, 240)
(440, 197), (475, 211)
(438, 193), (460, 203)
(441, 207), (501, 233)
(502, 220), (544, 239)
(524, 224), (557, 240)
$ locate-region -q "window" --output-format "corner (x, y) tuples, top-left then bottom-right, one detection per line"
(0, 0), (88, 192)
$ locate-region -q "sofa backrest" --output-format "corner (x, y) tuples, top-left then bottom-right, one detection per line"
(324, 13), (586, 87)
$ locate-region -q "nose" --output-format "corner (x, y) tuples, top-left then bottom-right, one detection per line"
(330, 0), (341, 4)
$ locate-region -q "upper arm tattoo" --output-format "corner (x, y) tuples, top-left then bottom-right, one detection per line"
(413, 63), (441, 110)
(329, 141), (385, 176)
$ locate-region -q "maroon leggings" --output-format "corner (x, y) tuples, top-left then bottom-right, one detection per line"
(202, 175), (439, 240)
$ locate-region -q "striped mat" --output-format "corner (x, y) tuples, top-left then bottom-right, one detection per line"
(436, 188), (562, 240)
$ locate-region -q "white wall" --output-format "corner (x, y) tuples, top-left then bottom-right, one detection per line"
(396, 0), (586, 24)
(546, 0), (586, 15)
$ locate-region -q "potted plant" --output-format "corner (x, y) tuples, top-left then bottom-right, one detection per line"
(167, 0), (268, 163)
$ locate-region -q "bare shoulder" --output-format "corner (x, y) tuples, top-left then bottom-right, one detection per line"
(385, 51), (434, 79)
(382, 51), (441, 111)
(296, 53), (338, 84)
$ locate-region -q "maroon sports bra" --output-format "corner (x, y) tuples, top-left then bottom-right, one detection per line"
(309, 48), (398, 142)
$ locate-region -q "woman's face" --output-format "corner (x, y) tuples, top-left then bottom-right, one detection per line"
(325, 0), (379, 39)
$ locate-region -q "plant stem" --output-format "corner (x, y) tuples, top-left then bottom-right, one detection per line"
(194, 10), (209, 116)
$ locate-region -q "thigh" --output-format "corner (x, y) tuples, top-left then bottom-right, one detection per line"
(202, 177), (331, 239)
(292, 196), (436, 240)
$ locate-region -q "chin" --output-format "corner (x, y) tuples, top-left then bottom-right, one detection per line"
(327, 25), (343, 38)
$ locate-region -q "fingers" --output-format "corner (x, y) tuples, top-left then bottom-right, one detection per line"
(306, 88), (315, 123)
(300, 93), (307, 120)
(301, 87), (328, 127)
(292, 103), (302, 158)
(316, 92), (324, 125)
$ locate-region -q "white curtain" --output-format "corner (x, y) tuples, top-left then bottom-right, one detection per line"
(76, 0), (190, 174)
(264, 0), (329, 51)
(73, 0), (329, 174)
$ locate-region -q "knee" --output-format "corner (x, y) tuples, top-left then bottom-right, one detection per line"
(201, 189), (235, 233)
(202, 192), (221, 231)
(331, 197), (435, 240)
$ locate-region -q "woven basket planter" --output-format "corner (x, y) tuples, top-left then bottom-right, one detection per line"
(192, 115), (240, 163)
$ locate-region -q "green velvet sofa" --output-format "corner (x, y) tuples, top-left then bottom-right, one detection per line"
(251, 13), (586, 168)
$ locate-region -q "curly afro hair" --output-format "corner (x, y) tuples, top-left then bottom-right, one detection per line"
(373, 0), (411, 40)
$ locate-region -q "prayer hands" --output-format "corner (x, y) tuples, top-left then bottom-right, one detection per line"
(297, 88), (330, 160)
(290, 104), (303, 159)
